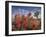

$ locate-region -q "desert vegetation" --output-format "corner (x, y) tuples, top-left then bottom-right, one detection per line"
(12, 11), (41, 31)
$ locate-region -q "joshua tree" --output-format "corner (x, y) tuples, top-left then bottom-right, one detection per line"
(34, 11), (39, 18)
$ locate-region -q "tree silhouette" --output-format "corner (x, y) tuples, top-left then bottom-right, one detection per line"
(34, 11), (39, 18)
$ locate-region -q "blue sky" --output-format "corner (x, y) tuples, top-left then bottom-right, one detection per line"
(12, 6), (41, 16)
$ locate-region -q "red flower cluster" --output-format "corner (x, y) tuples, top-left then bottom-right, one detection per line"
(23, 16), (28, 30)
(30, 19), (40, 30)
(15, 16), (21, 30)
(12, 15), (41, 30)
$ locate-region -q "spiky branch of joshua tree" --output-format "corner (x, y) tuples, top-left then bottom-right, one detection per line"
(34, 11), (39, 18)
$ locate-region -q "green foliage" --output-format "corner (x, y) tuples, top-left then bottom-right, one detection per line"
(34, 11), (39, 18)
